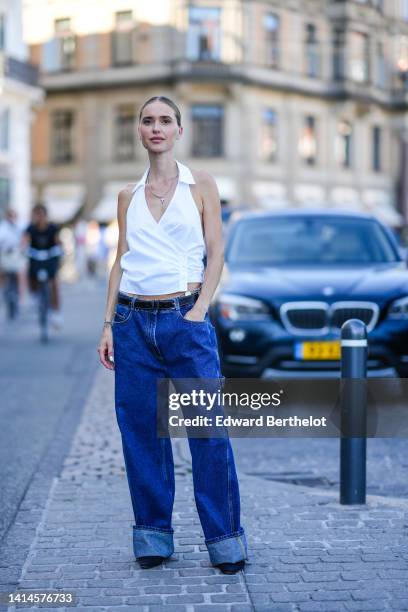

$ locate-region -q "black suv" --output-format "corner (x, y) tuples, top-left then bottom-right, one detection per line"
(210, 209), (408, 378)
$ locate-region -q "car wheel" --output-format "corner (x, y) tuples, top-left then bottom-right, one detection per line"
(396, 367), (408, 379)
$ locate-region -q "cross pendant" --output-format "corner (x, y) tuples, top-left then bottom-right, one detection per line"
(160, 198), (165, 206)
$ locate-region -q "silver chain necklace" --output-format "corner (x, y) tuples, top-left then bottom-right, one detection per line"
(146, 168), (179, 207)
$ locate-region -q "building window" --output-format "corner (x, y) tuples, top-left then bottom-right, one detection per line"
(299, 116), (317, 165)
(372, 126), (382, 172)
(375, 41), (386, 88)
(186, 7), (221, 61)
(305, 24), (319, 77)
(115, 105), (136, 161)
(191, 105), (223, 157)
(350, 32), (370, 83)
(264, 13), (279, 68)
(396, 35), (408, 86)
(0, 14), (5, 51)
(54, 18), (76, 71)
(51, 110), (75, 164)
(0, 108), (9, 151)
(336, 120), (352, 168)
(112, 11), (134, 66)
(55, 18), (71, 33)
(332, 28), (345, 80)
(60, 37), (76, 71)
(0, 176), (10, 211)
(261, 109), (278, 161)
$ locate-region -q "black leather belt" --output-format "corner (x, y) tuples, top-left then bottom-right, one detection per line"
(117, 290), (200, 310)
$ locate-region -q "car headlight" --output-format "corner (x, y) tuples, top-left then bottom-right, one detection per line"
(217, 294), (272, 321)
(387, 296), (408, 319)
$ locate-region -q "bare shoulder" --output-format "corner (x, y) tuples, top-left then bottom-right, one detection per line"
(117, 183), (136, 214)
(118, 183), (136, 201)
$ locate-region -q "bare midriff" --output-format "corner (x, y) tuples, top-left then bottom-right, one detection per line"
(121, 281), (202, 300)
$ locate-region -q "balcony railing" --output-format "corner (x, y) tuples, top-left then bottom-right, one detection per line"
(1, 53), (39, 87)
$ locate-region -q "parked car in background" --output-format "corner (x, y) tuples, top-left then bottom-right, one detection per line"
(210, 209), (408, 378)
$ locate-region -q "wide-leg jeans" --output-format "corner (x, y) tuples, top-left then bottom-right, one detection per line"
(112, 292), (248, 565)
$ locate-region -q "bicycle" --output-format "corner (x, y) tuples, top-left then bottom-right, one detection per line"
(27, 245), (63, 343)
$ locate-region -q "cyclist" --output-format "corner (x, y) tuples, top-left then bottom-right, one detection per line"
(24, 204), (64, 329)
(0, 208), (25, 319)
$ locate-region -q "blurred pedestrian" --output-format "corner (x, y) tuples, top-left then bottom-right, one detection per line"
(0, 209), (26, 319)
(105, 219), (119, 273)
(96, 223), (109, 276)
(85, 220), (100, 277)
(97, 96), (248, 573)
(74, 219), (87, 280)
(23, 204), (64, 329)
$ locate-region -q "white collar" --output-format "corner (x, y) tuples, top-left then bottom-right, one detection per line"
(132, 160), (195, 193)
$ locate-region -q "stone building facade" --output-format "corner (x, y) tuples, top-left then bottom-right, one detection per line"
(0, 0), (42, 222)
(22, 0), (408, 226)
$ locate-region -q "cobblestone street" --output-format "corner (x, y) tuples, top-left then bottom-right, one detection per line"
(1, 358), (408, 611)
(5, 0), (408, 607)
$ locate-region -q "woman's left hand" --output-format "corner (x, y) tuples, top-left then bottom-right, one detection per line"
(183, 305), (207, 322)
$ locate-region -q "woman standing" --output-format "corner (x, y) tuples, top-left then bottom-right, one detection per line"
(98, 96), (247, 574)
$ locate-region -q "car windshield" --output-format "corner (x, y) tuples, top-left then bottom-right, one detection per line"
(227, 216), (398, 265)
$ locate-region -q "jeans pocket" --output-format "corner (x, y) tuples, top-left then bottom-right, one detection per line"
(113, 304), (132, 325)
(176, 303), (208, 326)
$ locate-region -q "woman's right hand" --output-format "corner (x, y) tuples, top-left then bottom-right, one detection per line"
(97, 325), (115, 370)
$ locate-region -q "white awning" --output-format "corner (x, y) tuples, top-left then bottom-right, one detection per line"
(43, 183), (85, 223)
(214, 177), (236, 201)
(253, 181), (289, 209)
(330, 188), (403, 227)
(92, 182), (123, 222)
(294, 184), (326, 207)
(330, 187), (360, 209)
(362, 190), (404, 228)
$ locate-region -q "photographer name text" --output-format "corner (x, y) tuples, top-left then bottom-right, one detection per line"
(168, 415), (327, 428)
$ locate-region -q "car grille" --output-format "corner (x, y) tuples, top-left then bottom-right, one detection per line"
(331, 307), (374, 329)
(286, 309), (326, 330)
(280, 301), (380, 335)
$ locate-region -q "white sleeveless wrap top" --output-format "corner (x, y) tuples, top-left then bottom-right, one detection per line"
(119, 160), (206, 295)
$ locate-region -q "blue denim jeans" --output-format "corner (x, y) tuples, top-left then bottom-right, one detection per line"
(112, 291), (248, 565)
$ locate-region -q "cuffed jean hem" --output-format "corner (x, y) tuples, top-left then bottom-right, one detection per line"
(205, 528), (248, 565)
(132, 525), (175, 559)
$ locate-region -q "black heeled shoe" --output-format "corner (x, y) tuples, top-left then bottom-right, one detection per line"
(137, 555), (166, 569)
(216, 559), (245, 574)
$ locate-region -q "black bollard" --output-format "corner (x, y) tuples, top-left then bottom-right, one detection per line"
(340, 319), (367, 505)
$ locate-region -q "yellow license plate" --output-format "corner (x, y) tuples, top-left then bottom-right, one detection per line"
(295, 340), (341, 360)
